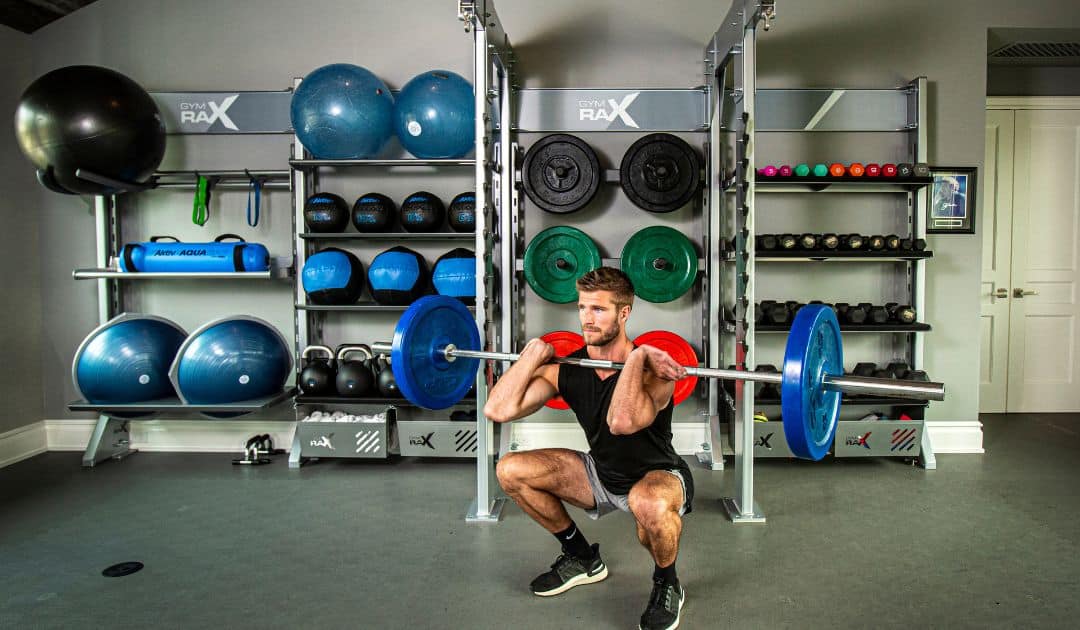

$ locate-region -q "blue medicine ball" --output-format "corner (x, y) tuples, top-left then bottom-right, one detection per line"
(173, 317), (292, 405)
(368, 246), (430, 305)
(73, 315), (187, 404)
(432, 248), (476, 305)
(393, 70), (474, 159)
(302, 248), (366, 305)
(291, 64), (394, 159)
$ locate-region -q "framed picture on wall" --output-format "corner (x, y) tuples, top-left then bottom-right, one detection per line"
(926, 166), (977, 234)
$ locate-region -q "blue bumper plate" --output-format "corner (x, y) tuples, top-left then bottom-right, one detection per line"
(392, 295), (481, 409)
(782, 304), (843, 460)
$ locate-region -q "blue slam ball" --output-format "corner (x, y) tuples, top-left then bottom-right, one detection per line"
(393, 70), (475, 159)
(290, 63), (394, 159)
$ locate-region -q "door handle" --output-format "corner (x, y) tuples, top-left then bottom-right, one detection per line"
(1013, 288), (1039, 298)
(993, 288), (1008, 299)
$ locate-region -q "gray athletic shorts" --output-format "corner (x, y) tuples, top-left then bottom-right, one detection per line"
(574, 451), (691, 520)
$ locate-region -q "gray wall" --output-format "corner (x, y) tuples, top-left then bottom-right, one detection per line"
(988, 65), (1080, 95)
(0, 25), (42, 433)
(22, 1), (1080, 427)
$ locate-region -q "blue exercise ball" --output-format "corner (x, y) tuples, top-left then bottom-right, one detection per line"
(73, 315), (187, 404)
(172, 317), (292, 405)
(291, 63), (394, 159)
(393, 70), (474, 159)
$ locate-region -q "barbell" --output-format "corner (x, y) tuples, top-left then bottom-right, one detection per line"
(370, 295), (945, 460)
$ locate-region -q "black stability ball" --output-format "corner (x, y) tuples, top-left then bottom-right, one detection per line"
(14, 65), (166, 195)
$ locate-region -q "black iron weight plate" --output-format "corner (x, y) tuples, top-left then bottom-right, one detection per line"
(619, 133), (702, 213)
(521, 134), (601, 214)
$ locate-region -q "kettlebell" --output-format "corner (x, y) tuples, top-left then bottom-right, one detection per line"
(299, 345), (336, 396)
(376, 354), (399, 398)
(335, 345), (375, 397)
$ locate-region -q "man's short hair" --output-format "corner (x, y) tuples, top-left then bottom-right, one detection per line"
(576, 267), (635, 309)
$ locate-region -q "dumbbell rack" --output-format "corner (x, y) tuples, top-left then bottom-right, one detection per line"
(709, 2), (936, 523)
(284, 1), (516, 523)
(68, 117), (297, 467)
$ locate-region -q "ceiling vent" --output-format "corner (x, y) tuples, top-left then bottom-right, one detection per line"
(989, 41), (1080, 66)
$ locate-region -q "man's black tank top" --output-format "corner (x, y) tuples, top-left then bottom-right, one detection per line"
(557, 345), (691, 495)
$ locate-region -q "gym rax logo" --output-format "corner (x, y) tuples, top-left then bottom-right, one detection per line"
(310, 434), (334, 450)
(578, 92), (640, 128)
(756, 433), (774, 449)
(179, 95), (239, 130)
(845, 432), (872, 449)
(409, 432), (435, 449)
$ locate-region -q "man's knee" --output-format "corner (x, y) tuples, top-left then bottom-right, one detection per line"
(629, 486), (680, 528)
(495, 452), (529, 491)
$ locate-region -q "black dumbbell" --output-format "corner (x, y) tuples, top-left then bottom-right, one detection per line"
(785, 300), (805, 317)
(757, 234), (778, 250)
(834, 302), (850, 318)
(913, 163), (930, 177)
(886, 361), (911, 379)
(846, 304), (869, 324)
(885, 234), (901, 250)
(905, 370), (929, 382)
(821, 233), (840, 250)
(872, 368), (892, 379)
(852, 362), (877, 377)
(900, 237), (913, 250)
(913, 238), (927, 251)
(887, 304), (917, 324)
(868, 235), (886, 251)
(868, 305), (889, 324)
(778, 234), (798, 250)
(897, 163), (914, 178)
(757, 364), (781, 399)
(799, 233), (818, 250)
(842, 234), (865, 250)
(765, 302), (790, 324)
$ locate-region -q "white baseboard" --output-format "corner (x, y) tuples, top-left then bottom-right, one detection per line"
(44, 419), (297, 454)
(0, 421), (47, 468)
(924, 420), (985, 454)
(507, 420), (985, 456)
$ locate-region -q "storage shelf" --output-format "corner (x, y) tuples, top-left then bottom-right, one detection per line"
(73, 268), (290, 280)
(748, 250), (933, 262)
(296, 395), (477, 407)
(726, 175), (931, 193)
(751, 322), (932, 333)
(296, 303), (476, 312)
(753, 395), (929, 407)
(514, 258), (707, 272)
(289, 158), (475, 170)
(299, 232), (475, 241)
(68, 388), (296, 415)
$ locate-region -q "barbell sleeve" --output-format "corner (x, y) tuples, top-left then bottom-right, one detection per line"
(368, 342), (944, 402)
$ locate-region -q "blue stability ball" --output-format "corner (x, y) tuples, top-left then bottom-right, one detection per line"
(291, 64), (394, 159)
(173, 317), (292, 405)
(393, 70), (475, 159)
(302, 248), (366, 305)
(73, 315), (187, 404)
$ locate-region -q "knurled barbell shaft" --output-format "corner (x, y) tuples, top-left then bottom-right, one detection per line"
(369, 342), (945, 401)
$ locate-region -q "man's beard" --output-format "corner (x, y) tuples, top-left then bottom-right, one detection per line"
(584, 322), (620, 347)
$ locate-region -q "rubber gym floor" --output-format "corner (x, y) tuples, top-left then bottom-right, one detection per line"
(1, 413), (1076, 629)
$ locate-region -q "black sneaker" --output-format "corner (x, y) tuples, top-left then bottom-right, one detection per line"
(638, 577), (685, 630)
(529, 543), (608, 596)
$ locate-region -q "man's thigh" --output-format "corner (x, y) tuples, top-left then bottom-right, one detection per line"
(500, 448), (596, 510)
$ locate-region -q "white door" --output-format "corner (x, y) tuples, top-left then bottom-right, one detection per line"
(1008, 108), (1080, 412)
(979, 110), (1014, 413)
